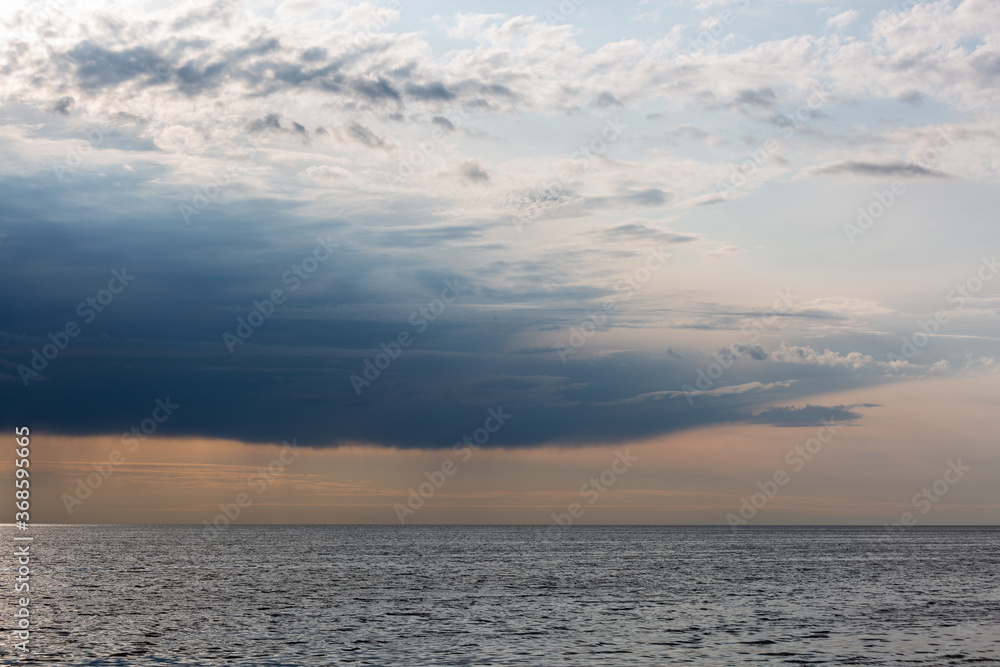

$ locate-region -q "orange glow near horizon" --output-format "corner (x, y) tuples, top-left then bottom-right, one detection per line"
(6, 374), (998, 526)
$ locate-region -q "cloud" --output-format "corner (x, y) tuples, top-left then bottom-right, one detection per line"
(301, 164), (350, 182)
(250, 114), (284, 133)
(826, 9), (859, 30)
(346, 122), (391, 150)
(620, 188), (671, 207)
(461, 160), (490, 183)
(52, 96), (74, 115)
(703, 245), (745, 259)
(811, 161), (951, 178)
(351, 77), (402, 103)
(404, 82), (456, 101)
(600, 220), (699, 245)
(768, 343), (881, 370)
(460, 160), (490, 183)
(0, 0), (994, 454)
(627, 381), (799, 404)
(730, 88), (777, 110)
(432, 116), (455, 131)
(594, 92), (623, 108)
(745, 403), (869, 427)
(441, 12), (506, 39)
(731, 344), (769, 361)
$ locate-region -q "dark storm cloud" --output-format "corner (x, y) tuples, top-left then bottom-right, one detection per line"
(813, 161), (950, 178)
(0, 170), (892, 450)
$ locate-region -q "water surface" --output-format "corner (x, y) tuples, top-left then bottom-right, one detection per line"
(1, 525), (998, 665)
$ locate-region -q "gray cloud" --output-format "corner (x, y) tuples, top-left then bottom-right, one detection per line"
(812, 161), (950, 178)
(405, 81), (456, 101)
(744, 403), (872, 427)
(460, 160), (490, 183)
(351, 77), (402, 103)
(601, 222), (698, 245)
(594, 92), (623, 108)
(621, 188), (671, 207)
(52, 96), (74, 115)
(731, 87), (777, 110)
(66, 42), (169, 90)
(346, 122), (390, 150)
(0, 171), (900, 449)
(432, 116), (455, 131)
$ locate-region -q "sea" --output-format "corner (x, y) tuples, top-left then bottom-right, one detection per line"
(1, 525), (998, 666)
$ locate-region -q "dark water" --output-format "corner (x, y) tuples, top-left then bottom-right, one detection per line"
(1, 525), (998, 665)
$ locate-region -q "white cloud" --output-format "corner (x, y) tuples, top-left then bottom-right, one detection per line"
(826, 9), (859, 30)
(769, 343), (879, 370)
(439, 12), (506, 39)
(618, 380), (799, 403)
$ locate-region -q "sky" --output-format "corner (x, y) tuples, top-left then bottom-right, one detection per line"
(0, 0), (998, 525)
